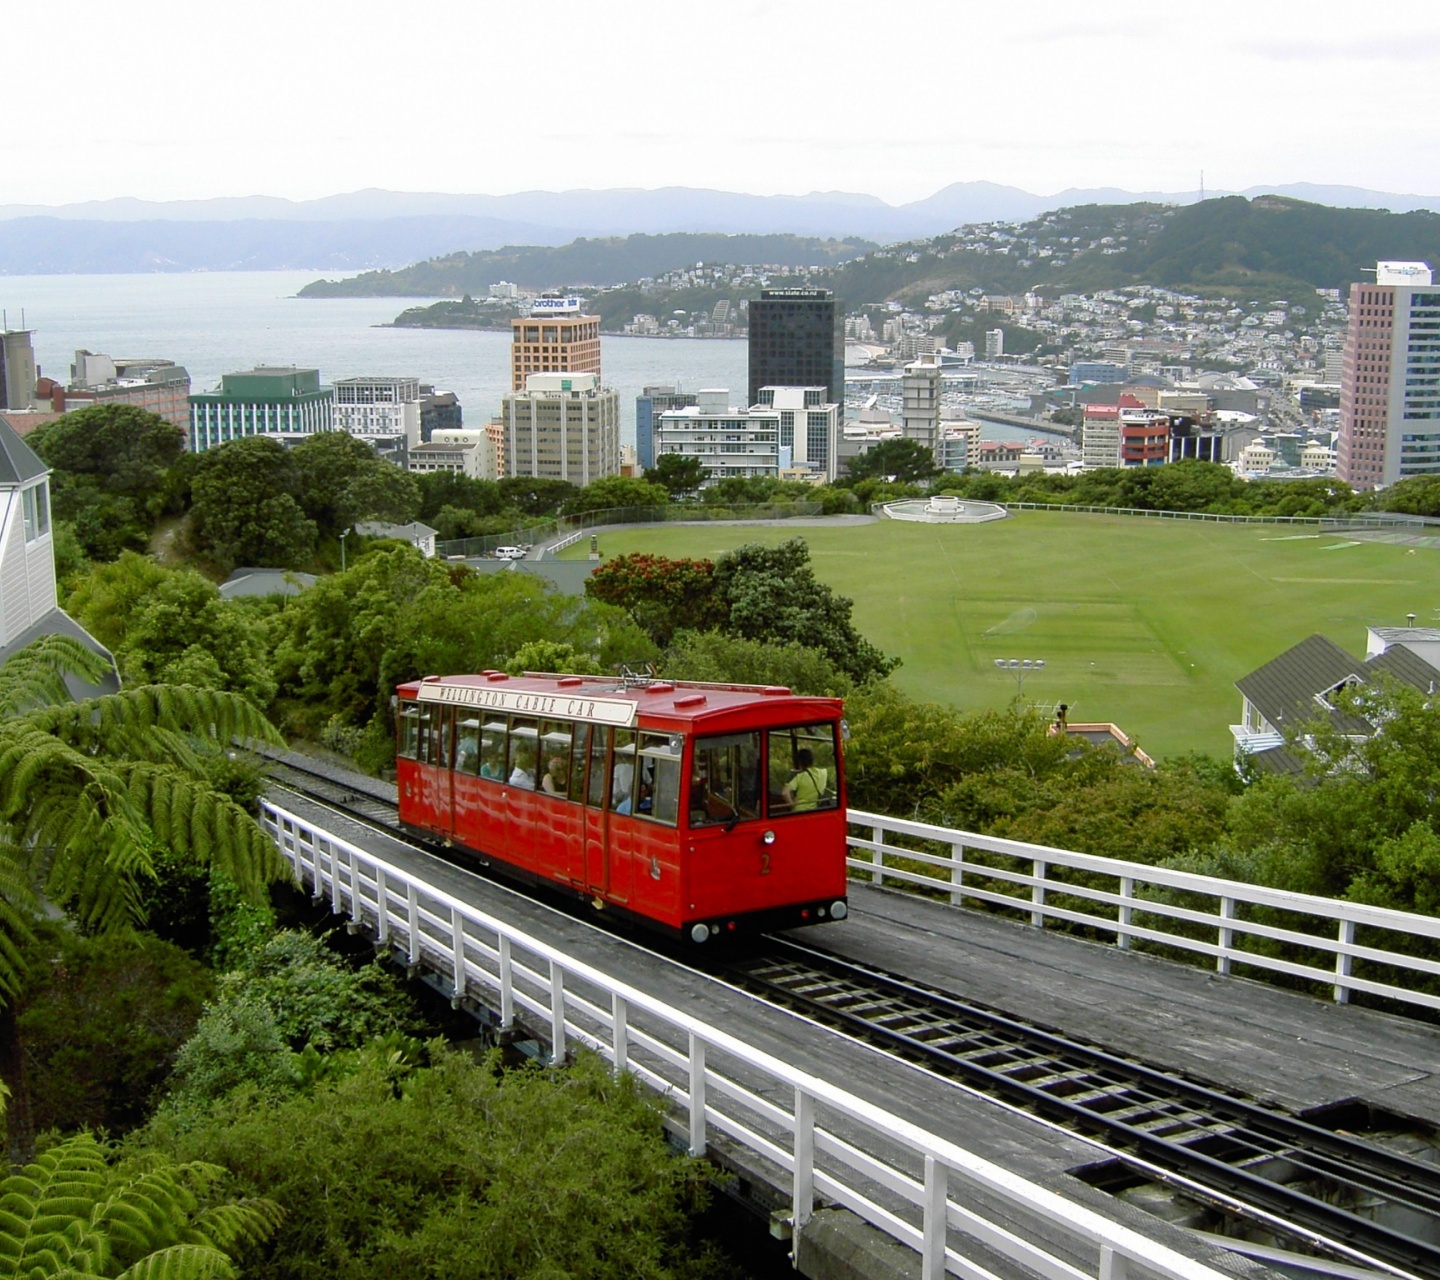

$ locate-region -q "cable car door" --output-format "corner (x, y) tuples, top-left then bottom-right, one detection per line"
(582, 725), (610, 896)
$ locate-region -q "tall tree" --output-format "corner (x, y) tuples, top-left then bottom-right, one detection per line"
(188, 438), (316, 573)
(646, 453), (707, 500)
(711, 539), (899, 684)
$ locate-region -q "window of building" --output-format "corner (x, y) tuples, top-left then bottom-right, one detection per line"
(21, 482), (50, 542)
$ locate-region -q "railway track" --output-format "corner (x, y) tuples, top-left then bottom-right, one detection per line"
(262, 748), (1440, 1278)
(721, 939), (1440, 1278)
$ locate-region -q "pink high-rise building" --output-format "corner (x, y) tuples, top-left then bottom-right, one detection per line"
(1338, 262), (1440, 489)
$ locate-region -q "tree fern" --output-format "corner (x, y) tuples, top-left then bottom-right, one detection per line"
(0, 1134), (280, 1280)
(0, 639), (291, 1010)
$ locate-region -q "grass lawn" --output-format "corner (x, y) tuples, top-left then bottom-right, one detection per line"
(559, 513), (1438, 760)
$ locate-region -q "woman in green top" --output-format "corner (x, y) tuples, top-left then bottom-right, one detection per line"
(782, 748), (827, 812)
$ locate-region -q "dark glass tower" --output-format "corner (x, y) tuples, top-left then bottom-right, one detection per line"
(747, 289), (844, 407)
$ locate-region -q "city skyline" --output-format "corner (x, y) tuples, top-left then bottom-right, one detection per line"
(8, 0), (1440, 209)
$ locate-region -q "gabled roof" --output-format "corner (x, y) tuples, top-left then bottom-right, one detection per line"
(1236, 634), (1440, 739)
(1236, 634), (1371, 736)
(0, 417), (47, 486)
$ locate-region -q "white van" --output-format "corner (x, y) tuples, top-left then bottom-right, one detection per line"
(493, 546), (527, 560)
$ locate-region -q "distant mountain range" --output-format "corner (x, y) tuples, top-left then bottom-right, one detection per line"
(2, 182), (1439, 275)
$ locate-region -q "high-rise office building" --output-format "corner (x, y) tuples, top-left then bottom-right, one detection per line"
(1338, 261), (1440, 489)
(0, 330), (37, 412)
(746, 288), (844, 407)
(510, 297), (601, 392)
(501, 372), (619, 485)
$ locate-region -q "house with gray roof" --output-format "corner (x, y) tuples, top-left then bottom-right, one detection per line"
(0, 418), (118, 695)
(1231, 632), (1440, 776)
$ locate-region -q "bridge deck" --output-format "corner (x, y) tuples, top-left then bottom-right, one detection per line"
(825, 882), (1440, 1129)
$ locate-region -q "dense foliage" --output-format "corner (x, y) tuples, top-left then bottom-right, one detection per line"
(587, 539), (898, 683)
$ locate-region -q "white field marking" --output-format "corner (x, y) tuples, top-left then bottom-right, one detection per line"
(1259, 534), (1323, 541)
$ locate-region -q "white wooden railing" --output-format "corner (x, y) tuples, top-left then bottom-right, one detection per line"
(261, 798), (1234, 1280)
(847, 809), (1440, 1012)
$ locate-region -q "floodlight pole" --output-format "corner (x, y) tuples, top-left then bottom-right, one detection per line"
(994, 657), (1045, 697)
(340, 527), (351, 572)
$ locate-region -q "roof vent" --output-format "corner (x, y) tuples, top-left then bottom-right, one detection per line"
(486, 672), (510, 682)
(557, 677), (584, 687)
(762, 685), (792, 696)
(674, 694), (707, 708)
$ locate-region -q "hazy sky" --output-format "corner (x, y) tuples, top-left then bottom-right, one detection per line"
(11, 0), (1440, 207)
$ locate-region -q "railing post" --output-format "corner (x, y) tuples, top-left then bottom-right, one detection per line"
(1335, 918), (1355, 1004)
(344, 842), (358, 917)
(405, 882), (421, 968)
(1099, 1244), (1129, 1280)
(549, 960), (566, 1064)
(450, 906), (467, 999)
(1217, 896), (1237, 975)
(374, 867), (389, 945)
(949, 842), (965, 906)
(1031, 859), (1047, 927)
(328, 839), (342, 914)
(612, 992), (628, 1073)
(922, 1155), (948, 1280)
(872, 825), (885, 886)
(688, 1034), (707, 1156)
(1117, 875), (1134, 949)
(498, 935), (514, 1029)
(792, 1088), (815, 1231)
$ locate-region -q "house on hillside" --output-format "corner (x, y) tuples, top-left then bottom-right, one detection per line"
(1230, 632), (1440, 776)
(0, 417), (118, 694)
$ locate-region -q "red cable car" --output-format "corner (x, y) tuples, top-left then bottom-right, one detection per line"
(395, 672), (849, 942)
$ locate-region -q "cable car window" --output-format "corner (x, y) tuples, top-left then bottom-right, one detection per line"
(416, 704), (436, 764)
(398, 704), (421, 760)
(635, 732), (683, 826)
(539, 719), (574, 799)
(690, 731), (762, 827)
(610, 729), (638, 813)
(479, 719), (507, 780)
(587, 724), (610, 807)
(767, 723), (839, 815)
(507, 717), (539, 788)
(455, 718), (481, 775)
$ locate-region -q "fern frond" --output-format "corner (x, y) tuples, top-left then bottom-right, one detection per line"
(113, 1242), (237, 1280)
(184, 1198), (284, 1256)
(118, 765), (288, 897)
(0, 635), (111, 717)
(33, 687), (282, 753)
(0, 1134), (109, 1276)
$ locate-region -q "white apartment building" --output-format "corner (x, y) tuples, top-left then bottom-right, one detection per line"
(502, 372), (619, 485)
(655, 389), (780, 488)
(755, 386), (840, 480)
(332, 377), (422, 448)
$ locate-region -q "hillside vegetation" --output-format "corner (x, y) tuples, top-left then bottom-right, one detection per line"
(299, 232), (875, 297)
(303, 198), (1440, 321)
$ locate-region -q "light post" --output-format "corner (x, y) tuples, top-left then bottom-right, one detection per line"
(994, 658), (1044, 698)
(340, 527), (351, 572)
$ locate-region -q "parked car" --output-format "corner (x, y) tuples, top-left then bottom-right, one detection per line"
(494, 546), (527, 560)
